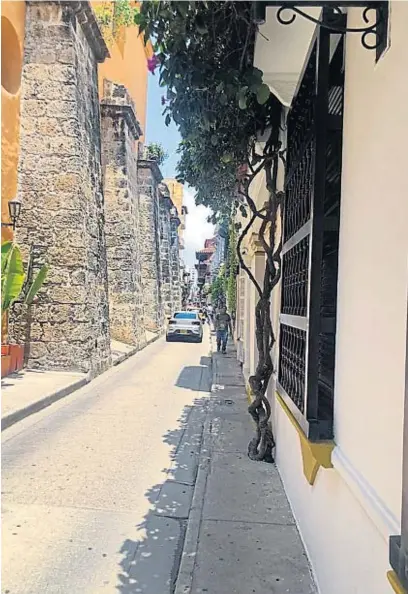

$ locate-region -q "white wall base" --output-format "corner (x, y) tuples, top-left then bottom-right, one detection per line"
(274, 402), (394, 594)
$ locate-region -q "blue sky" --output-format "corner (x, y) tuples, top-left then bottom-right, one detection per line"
(145, 72), (180, 178)
(145, 72), (214, 269)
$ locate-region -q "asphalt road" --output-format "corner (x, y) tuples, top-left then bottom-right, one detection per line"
(2, 330), (212, 594)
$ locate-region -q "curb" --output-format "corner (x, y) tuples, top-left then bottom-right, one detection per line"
(174, 413), (212, 594)
(1, 376), (89, 431)
(112, 332), (161, 367)
(2, 332), (163, 431)
(174, 339), (215, 594)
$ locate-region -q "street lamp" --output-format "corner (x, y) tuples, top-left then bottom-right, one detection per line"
(1, 199), (22, 231)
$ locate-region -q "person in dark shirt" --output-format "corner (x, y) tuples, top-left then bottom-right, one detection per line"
(214, 307), (233, 354)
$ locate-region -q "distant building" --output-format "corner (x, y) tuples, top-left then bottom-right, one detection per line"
(209, 223), (228, 281)
(163, 178), (187, 250)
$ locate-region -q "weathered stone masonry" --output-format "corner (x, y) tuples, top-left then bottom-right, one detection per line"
(170, 213), (182, 313)
(158, 189), (182, 316)
(101, 80), (145, 348)
(10, 1), (111, 375)
(159, 192), (173, 317)
(137, 159), (164, 331)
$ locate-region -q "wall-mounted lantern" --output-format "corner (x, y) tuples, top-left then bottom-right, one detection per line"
(1, 199), (22, 231)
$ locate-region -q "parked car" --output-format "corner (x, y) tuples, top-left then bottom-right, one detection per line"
(166, 311), (203, 343)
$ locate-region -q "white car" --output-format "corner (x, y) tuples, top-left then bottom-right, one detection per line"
(166, 311), (203, 343)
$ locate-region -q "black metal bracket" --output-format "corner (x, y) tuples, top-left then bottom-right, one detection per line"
(1, 221), (17, 231)
(254, 2), (388, 52)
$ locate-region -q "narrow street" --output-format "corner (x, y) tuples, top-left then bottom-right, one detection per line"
(2, 330), (212, 594)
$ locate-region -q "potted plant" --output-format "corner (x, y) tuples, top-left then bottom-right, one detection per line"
(1, 241), (48, 377)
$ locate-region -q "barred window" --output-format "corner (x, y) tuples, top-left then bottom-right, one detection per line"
(278, 12), (345, 441)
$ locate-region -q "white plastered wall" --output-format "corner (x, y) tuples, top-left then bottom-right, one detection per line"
(270, 3), (408, 593)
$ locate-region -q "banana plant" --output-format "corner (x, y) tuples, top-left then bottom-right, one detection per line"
(1, 241), (49, 315)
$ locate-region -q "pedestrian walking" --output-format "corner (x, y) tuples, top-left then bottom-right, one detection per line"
(214, 306), (233, 354)
(207, 304), (214, 328)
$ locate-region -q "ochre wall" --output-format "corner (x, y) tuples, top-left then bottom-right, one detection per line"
(1, 1), (152, 247)
(164, 178), (185, 240)
(164, 179), (183, 214)
(94, 1), (152, 139)
(1, 1), (26, 243)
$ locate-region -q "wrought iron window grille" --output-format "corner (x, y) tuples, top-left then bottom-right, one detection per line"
(254, 2), (389, 55)
(277, 7), (345, 441)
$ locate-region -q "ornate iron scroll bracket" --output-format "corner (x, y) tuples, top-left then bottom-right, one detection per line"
(254, 2), (388, 52)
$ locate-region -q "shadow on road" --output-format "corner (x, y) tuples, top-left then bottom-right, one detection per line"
(175, 356), (211, 391)
(114, 363), (211, 593)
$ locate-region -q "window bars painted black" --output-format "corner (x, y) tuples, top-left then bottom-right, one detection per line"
(277, 8), (345, 441)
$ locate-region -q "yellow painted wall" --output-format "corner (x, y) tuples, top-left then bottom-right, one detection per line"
(94, 1), (152, 139)
(164, 178), (185, 240)
(1, 1), (152, 245)
(164, 179), (184, 214)
(1, 1), (25, 243)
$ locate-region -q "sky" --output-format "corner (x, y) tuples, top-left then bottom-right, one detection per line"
(145, 72), (214, 271)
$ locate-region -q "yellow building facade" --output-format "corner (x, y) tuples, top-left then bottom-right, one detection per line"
(1, 0), (152, 242)
(164, 178), (186, 247)
(1, 1), (26, 242)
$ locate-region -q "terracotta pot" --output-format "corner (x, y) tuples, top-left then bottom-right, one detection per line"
(9, 344), (24, 373)
(1, 354), (12, 378)
(1, 344), (10, 356)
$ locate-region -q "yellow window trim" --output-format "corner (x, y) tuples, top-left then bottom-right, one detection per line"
(387, 571), (407, 594)
(276, 393), (334, 485)
(246, 383), (334, 484)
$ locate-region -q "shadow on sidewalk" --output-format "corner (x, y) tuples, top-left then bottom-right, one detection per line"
(114, 377), (211, 592)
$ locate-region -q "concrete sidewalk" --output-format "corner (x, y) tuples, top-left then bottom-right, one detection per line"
(1, 332), (160, 431)
(175, 336), (316, 594)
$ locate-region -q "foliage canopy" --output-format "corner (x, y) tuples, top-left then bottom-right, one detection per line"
(138, 1), (281, 220)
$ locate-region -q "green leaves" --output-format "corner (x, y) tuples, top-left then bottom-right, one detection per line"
(25, 265), (49, 306)
(140, 1), (280, 217)
(195, 15), (208, 34)
(237, 86), (248, 110)
(1, 242), (49, 313)
(1, 241), (12, 277)
(145, 142), (168, 165)
(256, 83), (271, 105)
(1, 244), (25, 314)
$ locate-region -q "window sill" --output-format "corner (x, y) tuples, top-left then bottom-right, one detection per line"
(275, 393), (334, 485)
(387, 571), (407, 594)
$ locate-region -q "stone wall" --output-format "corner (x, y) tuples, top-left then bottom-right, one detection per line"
(101, 80), (145, 347)
(170, 215), (182, 312)
(137, 159), (164, 330)
(10, 1), (111, 375)
(159, 195), (173, 317)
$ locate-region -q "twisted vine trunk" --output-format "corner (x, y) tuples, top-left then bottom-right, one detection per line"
(236, 131), (283, 463)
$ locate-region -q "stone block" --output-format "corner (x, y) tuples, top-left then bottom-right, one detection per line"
(22, 99), (47, 118)
(28, 342), (49, 359)
(48, 286), (87, 304)
(46, 100), (78, 119)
